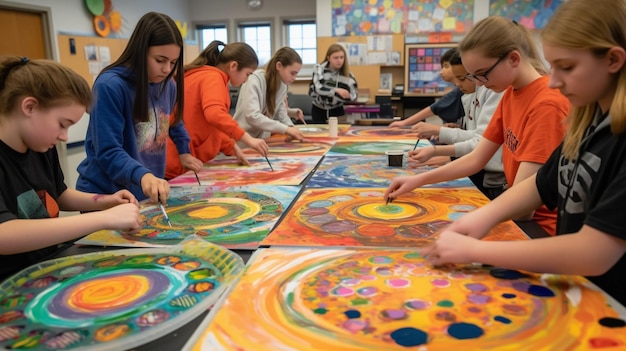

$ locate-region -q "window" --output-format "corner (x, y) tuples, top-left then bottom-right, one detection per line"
(197, 24), (228, 48)
(239, 22), (272, 66)
(284, 19), (316, 65)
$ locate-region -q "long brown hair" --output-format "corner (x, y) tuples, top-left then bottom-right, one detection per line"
(0, 56), (91, 116)
(324, 43), (350, 76)
(104, 12), (184, 124)
(185, 40), (258, 72)
(264, 47), (301, 116)
(543, 0), (626, 159)
(459, 16), (548, 76)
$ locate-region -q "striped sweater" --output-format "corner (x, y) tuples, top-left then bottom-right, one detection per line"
(309, 62), (358, 110)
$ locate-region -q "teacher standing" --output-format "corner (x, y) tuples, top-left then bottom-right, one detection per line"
(309, 43), (358, 123)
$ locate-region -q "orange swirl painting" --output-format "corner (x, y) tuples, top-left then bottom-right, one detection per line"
(186, 248), (626, 351)
(261, 188), (528, 248)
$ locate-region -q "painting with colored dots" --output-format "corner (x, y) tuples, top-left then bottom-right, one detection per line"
(327, 140), (431, 156)
(185, 247), (626, 350)
(76, 185), (301, 249)
(0, 237), (244, 351)
(307, 155), (474, 188)
(261, 187), (528, 248)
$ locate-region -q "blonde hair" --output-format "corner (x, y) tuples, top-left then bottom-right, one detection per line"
(542, 0), (626, 159)
(264, 47), (301, 116)
(0, 57), (91, 116)
(458, 16), (547, 76)
(324, 43), (350, 77)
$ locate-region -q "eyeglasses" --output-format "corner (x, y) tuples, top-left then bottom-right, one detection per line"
(465, 52), (509, 83)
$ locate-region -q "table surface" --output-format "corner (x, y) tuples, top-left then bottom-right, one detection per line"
(45, 129), (567, 351)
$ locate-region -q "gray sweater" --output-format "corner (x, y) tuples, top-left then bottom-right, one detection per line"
(233, 70), (293, 139)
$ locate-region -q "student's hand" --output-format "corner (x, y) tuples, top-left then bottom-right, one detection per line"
(289, 108), (305, 123)
(232, 144), (250, 166)
(286, 126), (305, 141)
(102, 203), (142, 233)
(140, 173), (170, 204)
(408, 145), (435, 163)
(443, 123), (461, 129)
(242, 134), (269, 156)
(179, 153), (203, 173)
(388, 121), (407, 128)
(384, 175), (423, 203)
(419, 230), (479, 266)
(412, 123), (441, 139)
(100, 190), (139, 208)
(336, 88), (351, 100)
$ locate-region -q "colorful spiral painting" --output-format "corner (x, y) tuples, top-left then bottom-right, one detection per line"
(168, 156), (321, 186)
(76, 185), (300, 249)
(0, 237), (244, 351)
(342, 127), (418, 139)
(327, 140), (431, 155)
(187, 248), (626, 351)
(262, 188), (528, 248)
(307, 154), (473, 188)
(242, 139), (335, 156)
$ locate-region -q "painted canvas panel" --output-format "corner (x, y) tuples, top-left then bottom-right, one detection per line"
(294, 124), (351, 138)
(0, 237), (244, 351)
(76, 185), (300, 249)
(327, 140), (431, 156)
(168, 156), (320, 186)
(307, 154), (473, 188)
(242, 138), (335, 157)
(186, 247), (626, 351)
(342, 126), (418, 140)
(489, 0), (564, 29)
(261, 188), (528, 248)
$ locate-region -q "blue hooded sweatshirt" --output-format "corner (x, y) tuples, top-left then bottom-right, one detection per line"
(76, 66), (191, 200)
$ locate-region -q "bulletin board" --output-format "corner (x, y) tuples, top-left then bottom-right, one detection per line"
(404, 43), (457, 96)
(57, 34), (200, 144)
(489, 0), (564, 29)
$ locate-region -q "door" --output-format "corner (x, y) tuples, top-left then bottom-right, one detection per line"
(0, 7), (47, 58)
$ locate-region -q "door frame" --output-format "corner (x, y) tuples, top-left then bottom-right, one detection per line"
(0, 0), (56, 60)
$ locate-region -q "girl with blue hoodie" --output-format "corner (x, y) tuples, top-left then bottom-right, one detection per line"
(77, 12), (202, 203)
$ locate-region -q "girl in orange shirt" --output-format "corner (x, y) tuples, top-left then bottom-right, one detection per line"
(165, 41), (269, 179)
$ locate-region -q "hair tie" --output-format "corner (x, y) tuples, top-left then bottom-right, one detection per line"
(512, 20), (518, 26)
(217, 44), (225, 53)
(20, 57), (29, 64)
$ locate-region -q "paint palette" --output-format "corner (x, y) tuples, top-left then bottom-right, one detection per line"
(185, 247), (626, 350)
(0, 236), (244, 351)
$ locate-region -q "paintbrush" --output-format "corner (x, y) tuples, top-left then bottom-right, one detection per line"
(412, 138), (420, 151)
(385, 197), (394, 205)
(193, 171), (201, 186)
(263, 154), (274, 171)
(157, 195), (173, 227)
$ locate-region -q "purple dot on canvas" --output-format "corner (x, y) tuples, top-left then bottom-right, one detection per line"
(404, 299), (430, 310)
(386, 278), (410, 288)
(431, 279), (450, 287)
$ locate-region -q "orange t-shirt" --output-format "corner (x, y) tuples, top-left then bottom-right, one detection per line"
(482, 76), (570, 235)
(166, 66), (246, 179)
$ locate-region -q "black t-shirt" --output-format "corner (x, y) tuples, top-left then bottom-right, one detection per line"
(0, 141), (68, 280)
(536, 115), (626, 306)
(430, 87), (465, 123)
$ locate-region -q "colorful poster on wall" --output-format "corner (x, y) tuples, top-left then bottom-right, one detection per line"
(261, 188), (529, 248)
(76, 185), (301, 249)
(489, 0), (564, 29)
(0, 237), (244, 351)
(331, 0), (474, 36)
(186, 247), (626, 350)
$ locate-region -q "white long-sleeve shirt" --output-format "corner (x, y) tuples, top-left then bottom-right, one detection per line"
(233, 70), (294, 139)
(438, 85), (504, 173)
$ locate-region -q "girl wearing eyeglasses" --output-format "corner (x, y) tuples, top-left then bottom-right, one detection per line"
(385, 16), (571, 236)
(420, 0), (626, 307)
